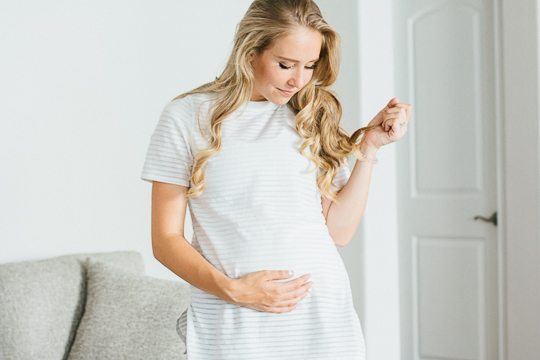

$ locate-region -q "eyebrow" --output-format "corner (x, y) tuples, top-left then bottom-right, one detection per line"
(275, 55), (319, 63)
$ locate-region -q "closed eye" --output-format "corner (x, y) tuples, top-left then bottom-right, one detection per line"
(279, 62), (317, 70)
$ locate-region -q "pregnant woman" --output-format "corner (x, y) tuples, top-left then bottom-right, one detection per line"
(141, 0), (411, 358)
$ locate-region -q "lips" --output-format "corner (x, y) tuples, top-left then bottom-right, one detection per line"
(278, 88), (295, 97)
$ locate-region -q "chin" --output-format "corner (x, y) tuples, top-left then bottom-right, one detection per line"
(274, 97), (290, 105)
(270, 92), (292, 104)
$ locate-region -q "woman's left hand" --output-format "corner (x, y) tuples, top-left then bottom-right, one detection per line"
(361, 97), (413, 150)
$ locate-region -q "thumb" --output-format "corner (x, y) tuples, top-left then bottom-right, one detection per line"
(387, 97), (399, 108)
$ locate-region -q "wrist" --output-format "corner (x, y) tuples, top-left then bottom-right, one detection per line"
(219, 276), (241, 304)
(352, 138), (379, 164)
(358, 139), (379, 157)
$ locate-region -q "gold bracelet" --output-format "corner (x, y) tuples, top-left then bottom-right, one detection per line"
(352, 146), (379, 164)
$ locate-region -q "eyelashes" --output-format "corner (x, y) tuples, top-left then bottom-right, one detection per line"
(278, 62), (317, 70)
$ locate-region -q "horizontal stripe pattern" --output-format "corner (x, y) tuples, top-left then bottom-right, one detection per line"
(141, 93), (365, 359)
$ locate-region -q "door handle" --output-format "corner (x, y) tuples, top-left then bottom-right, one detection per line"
(473, 211), (497, 226)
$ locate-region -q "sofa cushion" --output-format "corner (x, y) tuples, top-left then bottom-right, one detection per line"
(0, 251), (144, 360)
(67, 258), (190, 360)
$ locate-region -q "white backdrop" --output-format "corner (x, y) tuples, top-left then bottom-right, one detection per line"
(0, 0), (254, 277)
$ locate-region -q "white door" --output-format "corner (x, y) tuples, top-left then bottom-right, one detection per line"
(394, 1), (500, 359)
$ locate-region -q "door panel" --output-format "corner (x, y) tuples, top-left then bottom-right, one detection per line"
(395, 1), (499, 359)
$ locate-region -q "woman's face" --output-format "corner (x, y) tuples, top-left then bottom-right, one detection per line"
(249, 26), (323, 104)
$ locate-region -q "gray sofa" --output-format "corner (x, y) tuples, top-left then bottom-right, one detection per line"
(0, 251), (191, 360)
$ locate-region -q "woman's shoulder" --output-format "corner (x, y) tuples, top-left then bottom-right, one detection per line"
(160, 92), (215, 124)
(157, 92), (217, 141)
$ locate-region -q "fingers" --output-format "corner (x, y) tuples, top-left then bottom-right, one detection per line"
(383, 116), (408, 132)
(386, 103), (410, 112)
(384, 107), (402, 114)
(375, 99), (412, 145)
(272, 292), (310, 311)
(268, 273), (310, 293)
(267, 270), (309, 283)
(283, 273), (311, 289)
(265, 269), (295, 281)
(270, 282), (311, 312)
(388, 102), (413, 121)
(383, 107), (407, 124)
(267, 303), (300, 313)
(387, 97), (399, 107)
(237, 270), (314, 314)
(387, 97), (409, 107)
(266, 273), (312, 312)
(278, 280), (312, 301)
(386, 99), (412, 112)
(382, 99), (398, 115)
(384, 100), (412, 121)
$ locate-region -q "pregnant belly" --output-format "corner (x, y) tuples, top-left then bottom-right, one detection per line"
(197, 223), (350, 297)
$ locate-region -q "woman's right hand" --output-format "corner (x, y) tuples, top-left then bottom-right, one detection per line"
(228, 270), (312, 313)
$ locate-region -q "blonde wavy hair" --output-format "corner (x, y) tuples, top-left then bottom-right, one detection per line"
(174, 0), (374, 202)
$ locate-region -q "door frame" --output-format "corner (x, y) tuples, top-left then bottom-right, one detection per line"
(498, 0), (540, 358)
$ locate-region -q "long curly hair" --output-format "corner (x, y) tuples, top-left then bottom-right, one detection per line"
(173, 0), (374, 202)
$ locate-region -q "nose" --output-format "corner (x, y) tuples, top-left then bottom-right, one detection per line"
(287, 67), (307, 89)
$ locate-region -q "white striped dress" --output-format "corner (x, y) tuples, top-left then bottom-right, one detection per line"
(140, 92), (366, 359)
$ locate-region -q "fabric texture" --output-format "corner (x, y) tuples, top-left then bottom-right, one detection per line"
(141, 93), (366, 359)
(0, 251), (144, 360)
(67, 258), (191, 360)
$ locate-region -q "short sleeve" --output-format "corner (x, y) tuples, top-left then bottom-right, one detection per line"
(330, 159), (352, 193)
(140, 97), (194, 187)
(317, 158), (352, 198)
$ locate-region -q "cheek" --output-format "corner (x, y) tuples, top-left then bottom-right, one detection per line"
(261, 66), (286, 86)
(268, 70), (288, 87)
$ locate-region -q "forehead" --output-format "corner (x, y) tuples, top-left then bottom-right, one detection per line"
(266, 27), (323, 62)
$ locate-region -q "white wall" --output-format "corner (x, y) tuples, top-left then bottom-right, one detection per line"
(357, 1), (402, 359)
(0, 0), (252, 281)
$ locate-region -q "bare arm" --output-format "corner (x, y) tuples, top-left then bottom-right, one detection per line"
(321, 140), (378, 247)
(150, 181), (236, 302)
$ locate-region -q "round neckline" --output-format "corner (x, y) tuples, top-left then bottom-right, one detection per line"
(246, 99), (281, 111)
